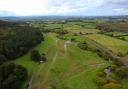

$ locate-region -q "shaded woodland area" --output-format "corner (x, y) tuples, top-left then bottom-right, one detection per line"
(0, 20), (44, 89)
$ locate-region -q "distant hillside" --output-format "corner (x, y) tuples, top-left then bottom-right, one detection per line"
(0, 20), (21, 28)
(0, 15), (128, 22)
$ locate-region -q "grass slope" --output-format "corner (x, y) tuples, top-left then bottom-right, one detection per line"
(86, 33), (128, 89)
(56, 43), (108, 89)
(14, 33), (57, 88)
(86, 34), (128, 55)
(14, 32), (110, 89)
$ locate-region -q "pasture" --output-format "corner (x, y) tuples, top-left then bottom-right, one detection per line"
(13, 21), (128, 89)
(29, 21), (96, 30)
(86, 34), (128, 57)
(124, 36), (128, 41)
(14, 32), (109, 89)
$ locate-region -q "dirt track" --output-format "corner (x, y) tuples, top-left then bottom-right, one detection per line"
(43, 39), (60, 83)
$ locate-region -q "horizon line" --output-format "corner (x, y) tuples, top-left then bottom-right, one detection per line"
(0, 14), (128, 17)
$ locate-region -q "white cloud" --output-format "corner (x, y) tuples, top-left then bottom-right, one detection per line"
(113, 8), (128, 14)
(0, 0), (104, 16)
(0, 0), (128, 16)
(0, 0), (46, 16)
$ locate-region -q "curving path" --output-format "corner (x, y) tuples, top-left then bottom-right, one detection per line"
(43, 39), (60, 83)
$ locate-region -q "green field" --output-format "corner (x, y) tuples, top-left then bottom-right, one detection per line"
(86, 33), (128, 89)
(13, 32), (110, 89)
(69, 29), (100, 34)
(104, 31), (127, 36)
(124, 36), (128, 41)
(12, 21), (128, 89)
(1, 16), (128, 89)
(29, 21), (96, 30)
(122, 79), (128, 89)
(55, 43), (108, 89)
(86, 34), (128, 56)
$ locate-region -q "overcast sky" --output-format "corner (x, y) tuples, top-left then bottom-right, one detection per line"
(0, 0), (128, 16)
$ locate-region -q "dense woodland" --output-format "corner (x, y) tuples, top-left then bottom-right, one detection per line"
(0, 20), (43, 60)
(0, 63), (27, 89)
(0, 20), (44, 89)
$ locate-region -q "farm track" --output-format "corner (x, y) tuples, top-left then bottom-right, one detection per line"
(31, 37), (57, 89)
(58, 42), (78, 80)
(49, 50), (77, 84)
(42, 39), (60, 83)
(46, 41), (78, 85)
(29, 62), (43, 89)
(59, 53), (77, 80)
(49, 41), (106, 86)
(28, 73), (35, 89)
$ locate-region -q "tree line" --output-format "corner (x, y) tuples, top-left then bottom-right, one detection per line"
(0, 63), (28, 89)
(0, 27), (43, 60)
(0, 20), (44, 89)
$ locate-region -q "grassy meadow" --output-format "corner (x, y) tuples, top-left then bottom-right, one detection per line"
(13, 31), (109, 89)
(12, 21), (128, 89)
(86, 34), (128, 57)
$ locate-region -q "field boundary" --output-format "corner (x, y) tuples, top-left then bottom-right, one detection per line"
(87, 37), (128, 66)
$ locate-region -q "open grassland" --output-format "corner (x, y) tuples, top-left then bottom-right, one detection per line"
(29, 21), (96, 30)
(122, 79), (128, 89)
(86, 34), (128, 56)
(68, 29), (100, 34)
(55, 41), (109, 89)
(104, 31), (127, 36)
(63, 22), (96, 30)
(86, 33), (128, 89)
(1, 19), (128, 89)
(57, 66), (105, 89)
(59, 32), (83, 41)
(33, 33), (108, 89)
(13, 20), (128, 89)
(14, 32), (110, 89)
(124, 36), (128, 41)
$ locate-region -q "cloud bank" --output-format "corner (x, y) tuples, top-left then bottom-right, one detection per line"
(0, 0), (128, 16)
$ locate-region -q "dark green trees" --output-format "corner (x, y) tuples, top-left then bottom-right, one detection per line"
(102, 82), (122, 89)
(0, 21), (44, 89)
(31, 50), (47, 62)
(0, 63), (28, 89)
(78, 41), (88, 50)
(41, 53), (47, 62)
(116, 67), (128, 78)
(1, 28), (43, 60)
(31, 50), (41, 62)
(0, 54), (7, 65)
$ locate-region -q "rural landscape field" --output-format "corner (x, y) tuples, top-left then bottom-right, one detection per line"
(0, 17), (128, 89)
(0, 0), (128, 89)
